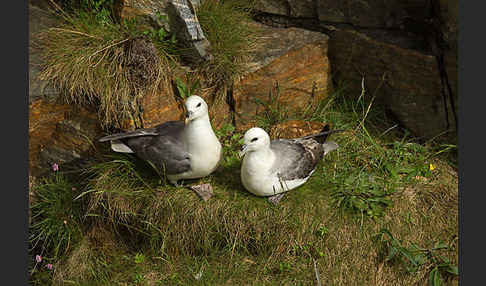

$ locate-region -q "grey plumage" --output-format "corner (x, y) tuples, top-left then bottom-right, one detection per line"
(98, 95), (222, 185)
(98, 129), (160, 142)
(240, 124), (342, 197)
(270, 138), (323, 181)
(269, 125), (334, 181)
(99, 121), (191, 175)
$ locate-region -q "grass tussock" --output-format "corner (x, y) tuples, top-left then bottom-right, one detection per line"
(51, 223), (123, 285)
(197, 0), (258, 94)
(29, 173), (84, 261)
(36, 0), (259, 128)
(36, 4), (174, 128)
(81, 154), (160, 226)
(29, 81), (458, 285)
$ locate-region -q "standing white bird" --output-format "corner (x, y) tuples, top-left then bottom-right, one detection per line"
(239, 125), (341, 200)
(98, 95), (222, 186)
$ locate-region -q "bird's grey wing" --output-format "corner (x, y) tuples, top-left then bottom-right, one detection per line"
(153, 121), (185, 137)
(270, 139), (324, 181)
(99, 128), (158, 142)
(140, 136), (191, 175)
(98, 121), (184, 142)
(121, 121), (190, 175)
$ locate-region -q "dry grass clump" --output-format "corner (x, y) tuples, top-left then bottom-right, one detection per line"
(36, 7), (172, 129)
(81, 155), (158, 225)
(52, 224), (120, 285)
(142, 191), (302, 258)
(52, 238), (94, 284)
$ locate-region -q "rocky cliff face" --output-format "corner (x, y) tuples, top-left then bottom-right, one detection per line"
(233, 22), (332, 130)
(29, 2), (104, 177)
(29, 0), (456, 178)
(252, 0), (458, 143)
(28, 1), (334, 178)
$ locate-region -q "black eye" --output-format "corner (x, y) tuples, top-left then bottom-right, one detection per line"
(196, 102), (201, 107)
(251, 137), (258, 142)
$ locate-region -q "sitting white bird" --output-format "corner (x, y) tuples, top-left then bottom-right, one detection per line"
(99, 95), (222, 186)
(239, 125), (341, 201)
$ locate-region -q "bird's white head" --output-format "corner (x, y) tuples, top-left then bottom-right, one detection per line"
(184, 95), (209, 124)
(238, 127), (271, 158)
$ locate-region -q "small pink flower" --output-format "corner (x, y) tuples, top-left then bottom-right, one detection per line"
(52, 163), (59, 172)
(46, 264), (53, 270)
(35, 255), (42, 263)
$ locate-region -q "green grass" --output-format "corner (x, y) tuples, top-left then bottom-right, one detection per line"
(373, 228), (458, 286)
(28, 2), (460, 285)
(254, 83), (293, 131)
(29, 173), (84, 259)
(28, 172), (86, 284)
(28, 85), (458, 285)
(197, 0), (257, 94)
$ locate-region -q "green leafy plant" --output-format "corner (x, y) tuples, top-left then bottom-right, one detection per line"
(382, 141), (436, 181)
(134, 252), (146, 264)
(374, 229), (458, 286)
(174, 75), (200, 100)
(57, 0), (116, 25)
(331, 171), (394, 219)
(142, 11), (177, 48)
(29, 172), (84, 261)
(134, 272), (145, 284)
(214, 123), (244, 165)
(83, 0), (115, 25)
(215, 123), (243, 147)
(315, 225), (329, 238)
(254, 82), (292, 130)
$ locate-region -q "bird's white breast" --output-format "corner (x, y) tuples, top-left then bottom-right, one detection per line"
(241, 149), (312, 196)
(241, 150), (278, 196)
(183, 121), (222, 178)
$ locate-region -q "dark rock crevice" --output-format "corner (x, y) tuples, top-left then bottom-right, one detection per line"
(252, 11), (433, 55)
(428, 0), (458, 132)
(250, 0), (457, 142)
(226, 83), (237, 127)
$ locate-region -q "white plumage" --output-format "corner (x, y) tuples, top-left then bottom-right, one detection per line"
(99, 95), (222, 185)
(239, 127), (339, 197)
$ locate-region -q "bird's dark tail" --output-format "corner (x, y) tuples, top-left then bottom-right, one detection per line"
(314, 125), (331, 144)
(300, 124), (345, 144)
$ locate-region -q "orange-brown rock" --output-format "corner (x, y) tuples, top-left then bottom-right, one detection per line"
(233, 23), (332, 130)
(269, 120), (325, 140)
(29, 100), (69, 175)
(29, 100), (104, 177)
(114, 0), (166, 20)
(199, 87), (232, 129)
(124, 86), (185, 129)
